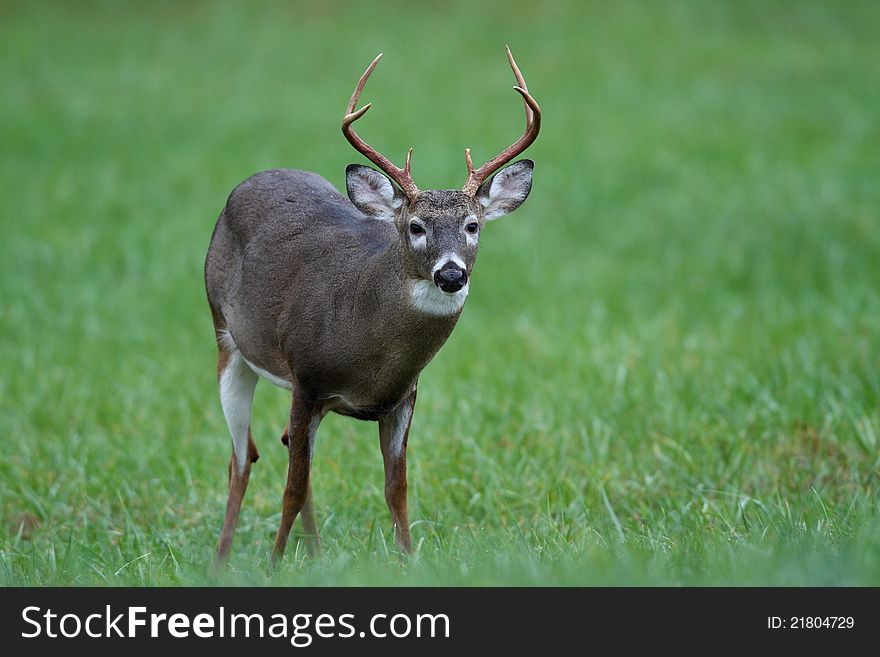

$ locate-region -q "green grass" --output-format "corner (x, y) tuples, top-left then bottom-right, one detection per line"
(1, 0), (879, 586)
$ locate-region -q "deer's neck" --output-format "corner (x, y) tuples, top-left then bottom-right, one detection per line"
(364, 236), (465, 336)
(329, 238), (463, 403)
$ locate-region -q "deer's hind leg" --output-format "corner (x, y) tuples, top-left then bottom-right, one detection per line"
(215, 340), (259, 564)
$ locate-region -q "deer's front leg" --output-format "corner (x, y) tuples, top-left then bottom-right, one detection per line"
(280, 423), (321, 558)
(272, 394), (321, 564)
(378, 389), (417, 554)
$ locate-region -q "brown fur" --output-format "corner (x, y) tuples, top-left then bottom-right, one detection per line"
(379, 390), (417, 553)
(271, 395), (318, 562)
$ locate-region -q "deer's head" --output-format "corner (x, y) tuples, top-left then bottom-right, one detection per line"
(341, 48), (541, 312)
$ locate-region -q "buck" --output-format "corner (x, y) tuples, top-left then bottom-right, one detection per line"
(205, 47), (541, 563)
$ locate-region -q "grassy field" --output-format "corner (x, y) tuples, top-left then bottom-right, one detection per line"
(1, 0), (879, 586)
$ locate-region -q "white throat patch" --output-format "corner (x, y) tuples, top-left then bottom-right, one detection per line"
(409, 279), (468, 316)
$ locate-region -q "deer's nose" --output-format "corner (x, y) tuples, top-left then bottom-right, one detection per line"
(434, 262), (468, 293)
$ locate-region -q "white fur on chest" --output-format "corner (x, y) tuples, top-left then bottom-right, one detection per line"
(409, 279), (468, 316)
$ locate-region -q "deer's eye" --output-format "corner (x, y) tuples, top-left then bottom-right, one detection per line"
(465, 221), (479, 234)
(409, 222), (425, 236)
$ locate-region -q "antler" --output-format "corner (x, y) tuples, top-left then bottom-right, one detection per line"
(341, 53), (420, 202)
(462, 46), (541, 197)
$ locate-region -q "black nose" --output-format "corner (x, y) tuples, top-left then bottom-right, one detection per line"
(433, 263), (468, 293)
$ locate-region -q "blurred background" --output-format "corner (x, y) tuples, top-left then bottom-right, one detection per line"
(1, 0), (878, 585)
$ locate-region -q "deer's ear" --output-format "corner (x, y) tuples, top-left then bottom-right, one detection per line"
(346, 164), (403, 220)
(475, 160), (534, 220)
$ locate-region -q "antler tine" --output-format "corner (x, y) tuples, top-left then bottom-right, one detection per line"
(462, 46), (541, 197)
(506, 44), (535, 131)
(342, 54), (420, 201)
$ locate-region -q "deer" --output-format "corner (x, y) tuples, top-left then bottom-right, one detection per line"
(205, 46), (541, 564)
